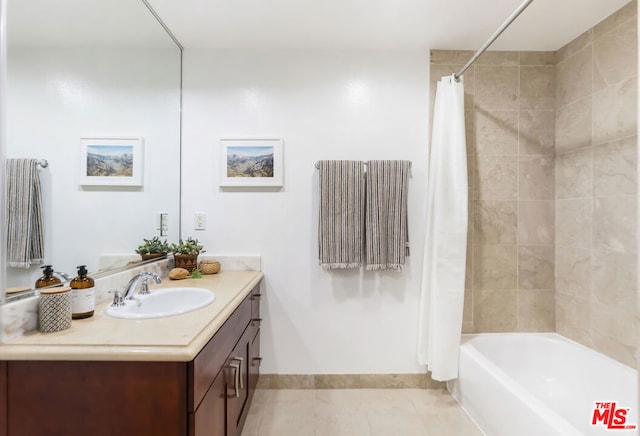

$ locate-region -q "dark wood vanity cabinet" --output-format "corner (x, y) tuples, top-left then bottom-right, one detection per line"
(0, 284), (262, 436)
(189, 285), (261, 436)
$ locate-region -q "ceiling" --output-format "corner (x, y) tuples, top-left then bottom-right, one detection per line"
(147, 0), (633, 51)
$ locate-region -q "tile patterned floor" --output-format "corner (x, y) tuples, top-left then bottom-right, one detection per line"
(241, 389), (485, 436)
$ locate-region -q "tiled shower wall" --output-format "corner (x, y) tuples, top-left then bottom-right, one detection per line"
(430, 0), (638, 368)
(430, 49), (556, 333)
(554, 1), (637, 367)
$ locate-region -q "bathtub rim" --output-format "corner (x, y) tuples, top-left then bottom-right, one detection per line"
(459, 332), (637, 373)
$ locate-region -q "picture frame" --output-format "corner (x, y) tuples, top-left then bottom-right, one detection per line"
(219, 137), (284, 187)
(79, 137), (144, 186)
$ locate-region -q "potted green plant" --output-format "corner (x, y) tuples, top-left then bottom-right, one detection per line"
(170, 237), (204, 272)
(135, 237), (170, 261)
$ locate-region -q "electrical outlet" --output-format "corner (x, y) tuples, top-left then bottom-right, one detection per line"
(194, 213), (206, 230)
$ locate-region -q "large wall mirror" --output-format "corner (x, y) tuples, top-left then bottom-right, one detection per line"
(3, 0), (182, 299)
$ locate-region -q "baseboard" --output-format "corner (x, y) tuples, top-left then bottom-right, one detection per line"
(256, 373), (445, 389)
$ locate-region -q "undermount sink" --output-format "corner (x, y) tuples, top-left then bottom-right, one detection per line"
(105, 287), (215, 319)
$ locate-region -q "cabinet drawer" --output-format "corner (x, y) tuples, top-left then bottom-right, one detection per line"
(189, 293), (252, 412)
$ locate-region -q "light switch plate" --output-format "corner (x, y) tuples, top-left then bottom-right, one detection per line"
(159, 213), (168, 236)
(194, 213), (206, 230)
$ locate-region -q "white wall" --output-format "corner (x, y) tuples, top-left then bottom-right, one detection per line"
(5, 47), (181, 286)
(182, 49), (430, 374)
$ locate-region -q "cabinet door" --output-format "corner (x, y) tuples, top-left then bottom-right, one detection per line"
(226, 326), (253, 436)
(190, 370), (226, 436)
(249, 328), (261, 393)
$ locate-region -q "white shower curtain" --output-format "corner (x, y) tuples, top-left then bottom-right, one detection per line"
(417, 75), (468, 381)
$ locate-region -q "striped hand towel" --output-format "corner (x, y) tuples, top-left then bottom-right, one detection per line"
(318, 160), (365, 269)
(365, 160), (410, 271)
(6, 158), (44, 268)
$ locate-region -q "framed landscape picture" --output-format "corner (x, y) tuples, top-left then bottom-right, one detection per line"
(79, 137), (144, 186)
(219, 138), (283, 187)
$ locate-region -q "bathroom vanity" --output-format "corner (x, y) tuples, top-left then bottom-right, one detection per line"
(0, 271), (263, 436)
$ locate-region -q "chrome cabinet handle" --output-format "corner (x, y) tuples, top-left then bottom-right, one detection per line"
(234, 357), (244, 389)
(251, 318), (262, 328)
(229, 362), (240, 398)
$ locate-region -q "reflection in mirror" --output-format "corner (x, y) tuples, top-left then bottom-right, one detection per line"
(3, 0), (182, 300)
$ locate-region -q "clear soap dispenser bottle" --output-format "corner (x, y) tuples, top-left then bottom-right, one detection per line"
(70, 265), (95, 319)
(35, 265), (62, 289)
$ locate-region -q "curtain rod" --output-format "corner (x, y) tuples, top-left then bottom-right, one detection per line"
(37, 159), (48, 168)
(314, 161), (412, 169)
(454, 0), (534, 81)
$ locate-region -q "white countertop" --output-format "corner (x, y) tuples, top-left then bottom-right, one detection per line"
(0, 270), (263, 362)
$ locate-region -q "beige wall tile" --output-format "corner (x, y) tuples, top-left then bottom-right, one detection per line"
(465, 223), (473, 289)
(431, 50), (475, 65)
(519, 110), (555, 156)
(518, 245), (554, 290)
(473, 155), (517, 200)
(520, 51), (555, 66)
(518, 201), (554, 245)
(473, 245), (517, 289)
(462, 288), (473, 333)
(593, 17), (637, 92)
(517, 290), (555, 332)
(473, 289), (517, 332)
(520, 66), (555, 110)
(475, 66), (519, 111)
(592, 248), (637, 310)
(590, 305), (638, 368)
(592, 75), (637, 146)
(593, 196), (637, 254)
(474, 110), (518, 155)
(555, 198), (592, 249)
(473, 201), (517, 245)
(465, 110), (475, 155)
(593, 136), (637, 196)
(475, 51), (519, 66)
(556, 47), (592, 107)
(555, 246), (591, 299)
(555, 147), (593, 199)
(593, 0), (638, 40)
(556, 292), (592, 346)
(555, 97), (592, 153)
(519, 156), (554, 200)
(556, 29), (593, 63)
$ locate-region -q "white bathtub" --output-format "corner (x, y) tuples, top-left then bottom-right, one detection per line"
(448, 333), (638, 436)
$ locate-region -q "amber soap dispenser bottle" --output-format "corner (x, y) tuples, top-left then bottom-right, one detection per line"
(35, 265), (62, 289)
(70, 265), (95, 319)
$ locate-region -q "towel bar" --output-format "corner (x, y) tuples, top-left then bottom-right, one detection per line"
(314, 160), (411, 169)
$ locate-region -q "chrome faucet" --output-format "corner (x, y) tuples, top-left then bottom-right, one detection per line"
(123, 272), (162, 300)
(54, 271), (72, 282)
